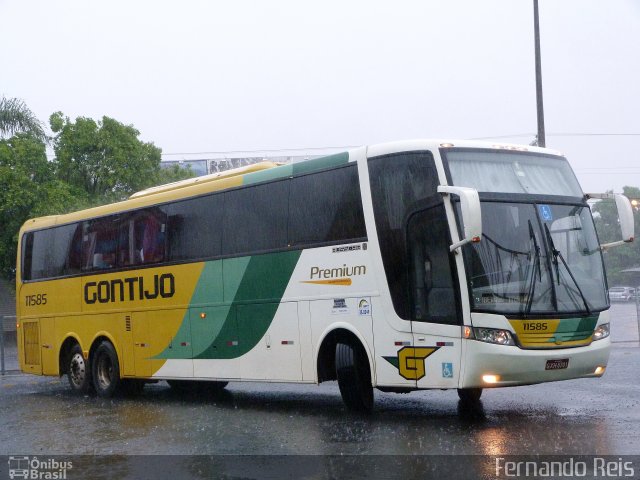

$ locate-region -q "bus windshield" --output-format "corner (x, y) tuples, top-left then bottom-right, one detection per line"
(462, 202), (608, 316)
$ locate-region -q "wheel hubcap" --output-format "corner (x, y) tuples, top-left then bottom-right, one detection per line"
(97, 354), (112, 389)
(69, 353), (86, 387)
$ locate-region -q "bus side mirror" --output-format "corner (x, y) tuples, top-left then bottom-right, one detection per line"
(438, 185), (482, 252)
(587, 193), (635, 250)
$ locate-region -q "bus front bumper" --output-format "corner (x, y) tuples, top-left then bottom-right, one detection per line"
(460, 337), (610, 388)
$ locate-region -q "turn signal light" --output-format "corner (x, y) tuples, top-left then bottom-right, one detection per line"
(463, 326), (473, 339)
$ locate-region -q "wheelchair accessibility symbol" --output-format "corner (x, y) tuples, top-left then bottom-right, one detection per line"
(442, 362), (453, 378)
(539, 204), (553, 222)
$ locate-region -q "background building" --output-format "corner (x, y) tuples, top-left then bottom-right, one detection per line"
(160, 153), (329, 177)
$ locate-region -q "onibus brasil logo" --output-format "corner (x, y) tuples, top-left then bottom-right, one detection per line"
(8, 456), (72, 479)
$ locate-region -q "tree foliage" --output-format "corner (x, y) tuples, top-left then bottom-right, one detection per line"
(0, 96), (46, 141)
(592, 186), (640, 285)
(49, 112), (168, 204)
(0, 134), (81, 277)
(0, 101), (195, 279)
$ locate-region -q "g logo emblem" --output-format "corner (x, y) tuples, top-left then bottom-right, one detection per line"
(384, 346), (440, 381)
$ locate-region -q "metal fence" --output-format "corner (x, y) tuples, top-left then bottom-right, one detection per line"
(1, 315), (16, 375)
(636, 295), (640, 342)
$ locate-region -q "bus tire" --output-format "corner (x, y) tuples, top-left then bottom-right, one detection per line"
(335, 341), (373, 412)
(67, 344), (92, 394)
(92, 341), (121, 398)
(457, 388), (483, 403)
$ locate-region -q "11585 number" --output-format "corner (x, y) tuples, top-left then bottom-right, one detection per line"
(522, 322), (548, 331)
(25, 294), (47, 306)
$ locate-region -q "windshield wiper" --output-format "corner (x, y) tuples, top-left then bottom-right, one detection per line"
(543, 223), (591, 314)
(524, 220), (541, 316)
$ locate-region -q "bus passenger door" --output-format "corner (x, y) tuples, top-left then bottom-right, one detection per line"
(407, 205), (462, 389)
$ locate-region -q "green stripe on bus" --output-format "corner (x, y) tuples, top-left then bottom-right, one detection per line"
(291, 152), (349, 175)
(154, 258), (251, 360)
(155, 250), (301, 360)
(242, 152), (350, 186)
(193, 250), (301, 359)
(546, 315), (598, 343)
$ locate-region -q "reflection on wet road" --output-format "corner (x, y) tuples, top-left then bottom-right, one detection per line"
(1, 304), (638, 459)
(1, 345), (638, 457)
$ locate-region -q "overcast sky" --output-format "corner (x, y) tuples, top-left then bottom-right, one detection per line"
(2, 0), (639, 193)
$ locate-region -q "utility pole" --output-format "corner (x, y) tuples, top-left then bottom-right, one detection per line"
(533, 0), (546, 148)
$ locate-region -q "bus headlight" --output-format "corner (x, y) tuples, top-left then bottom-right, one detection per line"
(473, 327), (516, 346)
(592, 323), (610, 341)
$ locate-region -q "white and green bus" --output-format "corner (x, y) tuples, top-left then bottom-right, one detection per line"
(17, 140), (634, 411)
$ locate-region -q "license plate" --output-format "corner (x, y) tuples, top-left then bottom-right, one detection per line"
(545, 358), (569, 370)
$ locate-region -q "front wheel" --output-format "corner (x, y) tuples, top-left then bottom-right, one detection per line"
(335, 342), (373, 412)
(92, 341), (121, 398)
(457, 388), (483, 403)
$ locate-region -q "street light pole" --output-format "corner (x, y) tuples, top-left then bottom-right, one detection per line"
(533, 0), (546, 148)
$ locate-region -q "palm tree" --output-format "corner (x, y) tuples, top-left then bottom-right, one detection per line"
(0, 96), (46, 141)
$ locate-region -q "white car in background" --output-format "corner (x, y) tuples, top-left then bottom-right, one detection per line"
(608, 286), (636, 302)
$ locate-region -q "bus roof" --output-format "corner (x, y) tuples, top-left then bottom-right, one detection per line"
(19, 139), (563, 233)
(19, 151), (350, 233)
(129, 161), (281, 199)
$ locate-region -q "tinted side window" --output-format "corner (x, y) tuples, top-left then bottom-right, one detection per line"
(222, 180), (289, 256)
(50, 224), (79, 277)
(66, 224), (84, 275)
(22, 232), (35, 281)
(23, 223), (81, 280)
(82, 215), (120, 271)
(408, 206), (459, 325)
(289, 165), (366, 246)
(30, 229), (55, 279)
(167, 195), (223, 261)
(368, 151), (440, 320)
(119, 207), (168, 266)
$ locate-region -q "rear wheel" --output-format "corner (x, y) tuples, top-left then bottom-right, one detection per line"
(92, 341), (121, 398)
(457, 388), (483, 403)
(67, 344), (92, 394)
(335, 342), (373, 412)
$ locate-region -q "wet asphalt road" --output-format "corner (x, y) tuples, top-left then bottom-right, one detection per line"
(0, 304), (638, 458)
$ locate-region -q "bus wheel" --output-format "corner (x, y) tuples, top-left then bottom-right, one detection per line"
(335, 342), (373, 412)
(67, 344), (92, 394)
(92, 341), (121, 398)
(457, 388), (483, 403)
